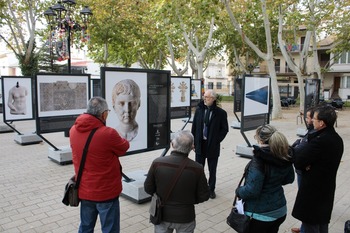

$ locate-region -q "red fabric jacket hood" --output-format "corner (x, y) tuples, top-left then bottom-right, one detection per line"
(70, 113), (130, 201)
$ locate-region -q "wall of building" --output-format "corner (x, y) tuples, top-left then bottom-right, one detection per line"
(339, 88), (350, 100)
(0, 52), (21, 76)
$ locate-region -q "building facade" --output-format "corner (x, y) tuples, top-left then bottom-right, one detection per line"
(2, 35), (350, 101)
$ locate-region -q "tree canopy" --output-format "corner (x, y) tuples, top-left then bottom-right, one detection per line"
(1, 0), (350, 116)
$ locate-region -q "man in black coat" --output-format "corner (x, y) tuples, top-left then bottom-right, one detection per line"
(191, 89), (229, 199)
(292, 105), (344, 233)
(144, 130), (210, 232)
(291, 106), (315, 233)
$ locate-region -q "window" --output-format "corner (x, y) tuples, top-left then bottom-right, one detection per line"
(9, 67), (16, 76)
(320, 53), (330, 62)
(334, 52), (340, 64)
(300, 37), (305, 51)
(285, 61), (293, 72)
(208, 82), (214, 89)
(275, 59), (280, 73)
(279, 86), (292, 95)
(342, 76), (350, 88)
(279, 86), (287, 94)
(347, 77), (350, 88)
(217, 82), (222, 89)
(340, 51), (347, 64)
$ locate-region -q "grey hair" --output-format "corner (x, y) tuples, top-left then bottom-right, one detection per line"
(86, 97), (109, 117)
(171, 130), (194, 154)
(206, 89), (217, 100)
(255, 124), (290, 160)
(255, 125), (277, 144)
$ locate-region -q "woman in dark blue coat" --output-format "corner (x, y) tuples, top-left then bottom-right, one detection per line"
(236, 125), (295, 233)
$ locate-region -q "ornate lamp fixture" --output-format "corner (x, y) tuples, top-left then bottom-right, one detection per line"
(44, 1), (93, 73)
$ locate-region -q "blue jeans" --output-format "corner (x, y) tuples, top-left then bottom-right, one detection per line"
(79, 197), (120, 233)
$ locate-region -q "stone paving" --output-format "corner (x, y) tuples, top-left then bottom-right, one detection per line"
(0, 103), (349, 233)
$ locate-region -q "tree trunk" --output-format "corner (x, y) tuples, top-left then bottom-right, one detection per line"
(267, 59), (283, 119)
(224, 0), (283, 119)
(278, 6), (307, 113)
(181, 17), (214, 83)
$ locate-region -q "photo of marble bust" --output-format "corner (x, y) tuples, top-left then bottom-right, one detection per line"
(112, 79), (141, 142)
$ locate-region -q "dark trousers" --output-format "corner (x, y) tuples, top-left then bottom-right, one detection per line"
(248, 215), (286, 233)
(296, 171), (305, 233)
(195, 140), (219, 192)
(302, 223), (328, 233)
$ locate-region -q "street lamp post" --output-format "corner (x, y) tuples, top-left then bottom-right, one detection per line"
(44, 1), (92, 74)
(43, 7), (56, 72)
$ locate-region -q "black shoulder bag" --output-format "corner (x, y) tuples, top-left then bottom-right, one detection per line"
(62, 128), (98, 207)
(226, 161), (252, 233)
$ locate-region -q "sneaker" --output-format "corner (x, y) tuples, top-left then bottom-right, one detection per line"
(291, 228), (300, 233)
(209, 191), (216, 199)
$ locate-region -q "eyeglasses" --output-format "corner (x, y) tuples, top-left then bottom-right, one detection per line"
(203, 96), (213, 99)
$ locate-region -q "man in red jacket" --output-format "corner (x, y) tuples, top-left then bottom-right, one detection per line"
(70, 97), (130, 233)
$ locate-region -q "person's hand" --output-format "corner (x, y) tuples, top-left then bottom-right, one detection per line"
(235, 188), (241, 199)
(292, 139), (301, 147)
